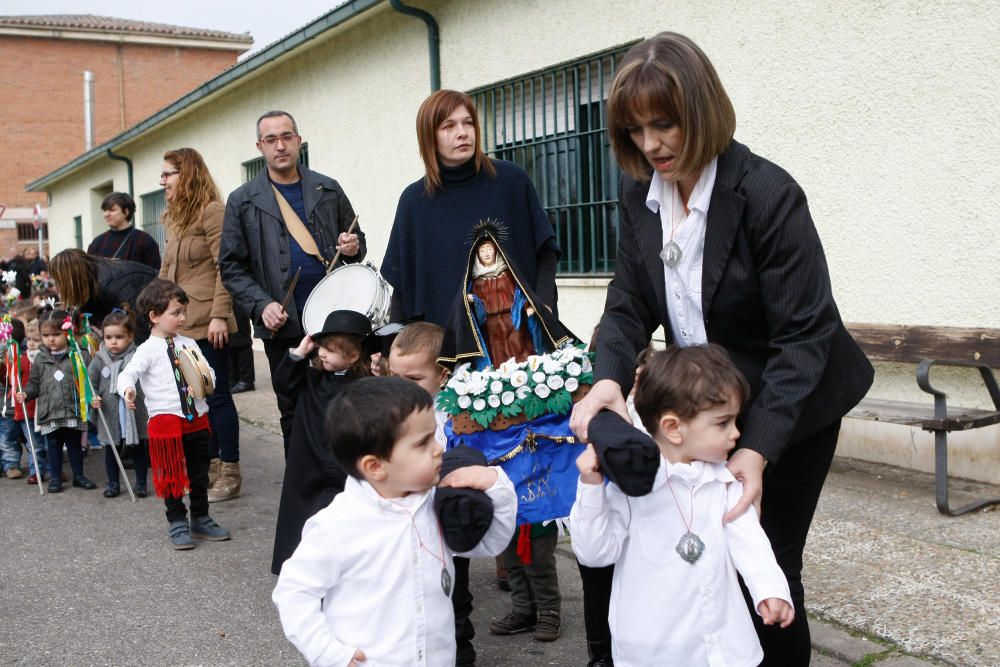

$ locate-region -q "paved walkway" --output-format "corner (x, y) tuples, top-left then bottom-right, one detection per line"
(1, 352), (995, 666)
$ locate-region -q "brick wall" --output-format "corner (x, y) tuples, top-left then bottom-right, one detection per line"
(0, 34), (242, 210)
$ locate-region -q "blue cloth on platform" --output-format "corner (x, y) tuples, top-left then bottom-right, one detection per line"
(445, 411), (585, 525)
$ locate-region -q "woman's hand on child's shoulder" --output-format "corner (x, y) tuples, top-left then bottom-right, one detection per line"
(439, 465), (498, 491)
(758, 597), (794, 628)
(576, 444), (604, 485)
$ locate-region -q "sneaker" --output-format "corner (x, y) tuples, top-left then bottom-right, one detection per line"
(134, 480), (147, 498)
(6, 468), (23, 479)
(103, 482), (120, 498)
(190, 515), (231, 541)
(489, 610), (536, 636)
(533, 610), (561, 642)
(72, 476), (97, 490)
(168, 520), (195, 550)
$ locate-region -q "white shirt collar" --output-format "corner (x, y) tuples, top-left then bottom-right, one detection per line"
(645, 157), (719, 216)
(347, 475), (435, 512)
(653, 456), (736, 490)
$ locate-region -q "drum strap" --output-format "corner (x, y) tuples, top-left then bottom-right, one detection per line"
(271, 185), (327, 265)
(165, 337), (196, 421)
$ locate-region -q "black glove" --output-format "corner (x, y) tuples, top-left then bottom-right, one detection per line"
(434, 445), (495, 552)
(589, 410), (661, 496)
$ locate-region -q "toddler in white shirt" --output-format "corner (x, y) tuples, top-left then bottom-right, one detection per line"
(571, 344), (793, 667)
(272, 376), (516, 667)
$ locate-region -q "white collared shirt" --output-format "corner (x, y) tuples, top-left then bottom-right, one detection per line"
(646, 158), (718, 347)
(273, 470), (517, 667)
(116, 334), (211, 419)
(571, 457), (791, 667)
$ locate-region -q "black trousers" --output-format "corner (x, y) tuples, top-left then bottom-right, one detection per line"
(163, 428), (211, 523)
(577, 560), (614, 657)
(229, 314), (255, 385)
(263, 337), (299, 457)
(744, 418), (842, 667)
(105, 439), (148, 485)
(452, 556), (475, 665)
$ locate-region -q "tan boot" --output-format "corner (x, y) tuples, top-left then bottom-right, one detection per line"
(207, 461), (241, 503)
(207, 457), (221, 488)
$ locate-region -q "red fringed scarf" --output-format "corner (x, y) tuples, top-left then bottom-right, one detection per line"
(147, 414), (209, 498)
(516, 524), (533, 564)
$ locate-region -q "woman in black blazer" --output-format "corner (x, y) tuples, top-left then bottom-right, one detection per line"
(570, 32), (874, 665)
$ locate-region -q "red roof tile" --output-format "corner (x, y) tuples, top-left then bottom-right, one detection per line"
(0, 14), (252, 43)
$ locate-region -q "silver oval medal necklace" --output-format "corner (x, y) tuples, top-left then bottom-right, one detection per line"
(665, 468), (704, 564)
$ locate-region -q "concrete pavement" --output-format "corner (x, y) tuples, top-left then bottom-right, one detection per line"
(1, 351), (995, 666)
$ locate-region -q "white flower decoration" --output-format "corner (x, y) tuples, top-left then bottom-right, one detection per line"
(457, 395), (472, 409)
(487, 394), (501, 408)
(542, 357), (563, 374)
(473, 398), (486, 411)
(532, 371), (546, 384)
(547, 375), (565, 390)
(510, 370), (529, 387)
(451, 380), (469, 396)
(497, 359), (515, 375)
(501, 391), (516, 405)
(467, 375), (488, 396)
(490, 380), (504, 394)
(565, 361), (582, 377)
(516, 385), (532, 399)
(581, 356), (593, 373)
(534, 384), (551, 399)
(454, 363), (472, 382)
(565, 377), (579, 393)
(527, 355), (542, 371)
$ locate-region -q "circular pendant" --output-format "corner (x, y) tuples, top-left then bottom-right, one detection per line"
(660, 240), (683, 268)
(676, 531), (705, 564)
(441, 567), (452, 596)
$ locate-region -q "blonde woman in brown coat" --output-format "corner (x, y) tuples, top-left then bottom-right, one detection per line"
(160, 147), (241, 502)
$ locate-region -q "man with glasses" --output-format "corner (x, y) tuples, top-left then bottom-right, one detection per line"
(220, 110), (366, 455)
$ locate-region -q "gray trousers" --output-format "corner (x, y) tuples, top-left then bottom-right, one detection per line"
(501, 531), (561, 616)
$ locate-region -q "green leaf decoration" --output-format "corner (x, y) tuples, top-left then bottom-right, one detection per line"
(523, 396), (546, 420)
(500, 402), (523, 417)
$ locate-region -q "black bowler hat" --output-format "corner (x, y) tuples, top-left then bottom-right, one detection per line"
(589, 410), (661, 497)
(314, 310), (373, 348)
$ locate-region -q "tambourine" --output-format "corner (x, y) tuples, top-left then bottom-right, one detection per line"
(177, 344), (215, 399)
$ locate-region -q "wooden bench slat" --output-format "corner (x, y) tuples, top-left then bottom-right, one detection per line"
(845, 323), (1000, 367)
(848, 398), (1000, 431)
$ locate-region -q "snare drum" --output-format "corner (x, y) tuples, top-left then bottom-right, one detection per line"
(301, 262), (391, 334)
(177, 344), (215, 400)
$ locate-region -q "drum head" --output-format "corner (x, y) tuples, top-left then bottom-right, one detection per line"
(302, 264), (382, 335)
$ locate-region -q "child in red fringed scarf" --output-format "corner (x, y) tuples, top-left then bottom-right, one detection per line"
(16, 310), (96, 493)
(117, 279), (230, 550)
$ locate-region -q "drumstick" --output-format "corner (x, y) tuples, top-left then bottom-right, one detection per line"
(327, 215), (359, 274)
(279, 267), (302, 313)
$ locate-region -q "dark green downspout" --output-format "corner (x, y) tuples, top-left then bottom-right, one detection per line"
(389, 0), (440, 91)
(106, 148), (134, 196)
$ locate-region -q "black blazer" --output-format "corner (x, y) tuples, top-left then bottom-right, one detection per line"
(595, 140), (874, 463)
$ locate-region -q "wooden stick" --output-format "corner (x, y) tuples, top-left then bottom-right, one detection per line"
(279, 267), (302, 313)
(327, 215), (359, 274)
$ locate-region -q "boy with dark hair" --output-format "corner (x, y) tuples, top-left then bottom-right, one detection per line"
(273, 376), (516, 667)
(572, 344), (792, 666)
(118, 279), (229, 549)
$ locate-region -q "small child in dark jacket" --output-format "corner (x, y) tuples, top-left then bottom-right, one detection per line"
(88, 309), (149, 498)
(270, 310), (372, 575)
(16, 309), (96, 493)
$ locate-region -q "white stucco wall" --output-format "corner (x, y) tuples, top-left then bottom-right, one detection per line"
(40, 0), (1000, 480)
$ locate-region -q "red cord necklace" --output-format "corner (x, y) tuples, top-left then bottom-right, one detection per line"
(665, 466), (705, 564)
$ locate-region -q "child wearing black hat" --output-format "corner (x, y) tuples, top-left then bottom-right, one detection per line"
(270, 309), (373, 575)
(273, 377), (517, 667)
(571, 344), (793, 666)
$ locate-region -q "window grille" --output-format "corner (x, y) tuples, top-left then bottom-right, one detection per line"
(141, 189), (167, 252)
(470, 43), (635, 275)
(16, 222), (48, 242)
(243, 143), (309, 182)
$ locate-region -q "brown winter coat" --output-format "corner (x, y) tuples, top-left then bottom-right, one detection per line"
(160, 200), (237, 340)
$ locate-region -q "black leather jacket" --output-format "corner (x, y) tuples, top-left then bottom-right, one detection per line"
(219, 166), (366, 339)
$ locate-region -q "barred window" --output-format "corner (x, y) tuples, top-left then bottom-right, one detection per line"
(16, 222), (48, 242)
(141, 189), (167, 252)
(470, 43), (635, 276)
(243, 143), (309, 182)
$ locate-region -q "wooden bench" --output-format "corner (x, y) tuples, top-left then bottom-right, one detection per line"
(845, 324), (1000, 516)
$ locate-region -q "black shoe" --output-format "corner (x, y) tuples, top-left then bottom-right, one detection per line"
(47, 480), (63, 493)
(73, 476), (97, 490)
(103, 482), (120, 498)
(134, 480), (148, 498)
(230, 381), (254, 394)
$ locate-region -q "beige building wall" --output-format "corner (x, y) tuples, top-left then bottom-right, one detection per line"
(41, 0), (1000, 480)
